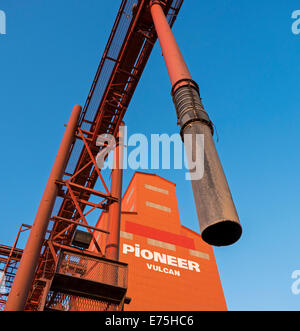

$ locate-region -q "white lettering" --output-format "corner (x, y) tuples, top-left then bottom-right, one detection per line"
(105, 316), (139, 329)
(188, 261), (200, 272)
(123, 243), (201, 274)
(291, 270), (300, 295)
(95, 126), (205, 182)
(292, 10), (300, 35)
(153, 251), (167, 264)
(184, 134), (205, 181)
(96, 134), (116, 170)
(141, 249), (153, 260)
(177, 258), (188, 269)
(167, 255), (178, 267)
(0, 10), (6, 35)
(128, 134), (148, 170)
(135, 244), (140, 257)
(151, 133), (183, 170)
(123, 243), (134, 255)
(0, 272), (7, 294)
(146, 263), (181, 277)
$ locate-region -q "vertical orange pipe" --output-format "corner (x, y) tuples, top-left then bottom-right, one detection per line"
(150, 1), (192, 88)
(5, 105), (81, 311)
(105, 122), (124, 261)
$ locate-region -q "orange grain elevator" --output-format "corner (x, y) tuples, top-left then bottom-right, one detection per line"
(91, 172), (227, 311)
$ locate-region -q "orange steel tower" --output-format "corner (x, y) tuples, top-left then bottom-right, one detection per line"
(3, 0), (241, 311)
(92, 172), (227, 311)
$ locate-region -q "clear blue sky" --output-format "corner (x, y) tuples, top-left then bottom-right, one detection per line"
(1, 0), (300, 311)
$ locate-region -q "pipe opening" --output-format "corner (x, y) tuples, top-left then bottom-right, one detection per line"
(201, 221), (242, 247)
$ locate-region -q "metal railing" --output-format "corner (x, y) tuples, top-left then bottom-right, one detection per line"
(45, 291), (120, 311)
(44, 249), (128, 311)
(56, 249), (128, 289)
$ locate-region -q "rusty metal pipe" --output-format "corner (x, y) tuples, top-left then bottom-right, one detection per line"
(183, 121), (242, 246)
(5, 105), (81, 311)
(150, 1), (242, 246)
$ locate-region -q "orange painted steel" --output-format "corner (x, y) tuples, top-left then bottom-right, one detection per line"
(5, 105), (81, 311)
(150, 1), (192, 88)
(4, 0), (185, 311)
(105, 123), (125, 261)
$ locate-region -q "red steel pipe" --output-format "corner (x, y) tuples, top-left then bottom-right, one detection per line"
(5, 105), (81, 311)
(150, 1), (192, 89)
(105, 122), (125, 261)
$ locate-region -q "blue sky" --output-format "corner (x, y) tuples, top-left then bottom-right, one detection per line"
(1, 0), (300, 311)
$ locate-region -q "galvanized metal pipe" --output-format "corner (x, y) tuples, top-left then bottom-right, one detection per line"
(150, 1), (242, 246)
(5, 105), (81, 311)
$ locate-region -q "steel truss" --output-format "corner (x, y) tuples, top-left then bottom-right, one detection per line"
(16, 0), (184, 311)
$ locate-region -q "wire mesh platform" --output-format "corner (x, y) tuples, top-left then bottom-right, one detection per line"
(46, 249), (128, 310)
